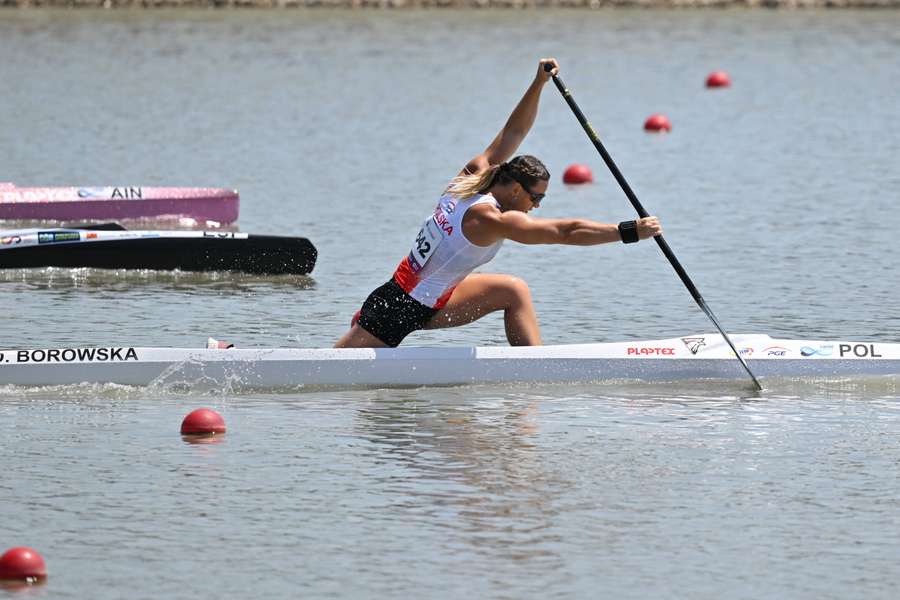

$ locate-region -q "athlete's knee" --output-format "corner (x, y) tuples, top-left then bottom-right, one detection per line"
(500, 276), (533, 307)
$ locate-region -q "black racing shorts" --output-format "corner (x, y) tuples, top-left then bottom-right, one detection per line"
(357, 279), (437, 347)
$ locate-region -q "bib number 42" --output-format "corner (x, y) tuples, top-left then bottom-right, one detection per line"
(408, 217), (442, 272)
(415, 229), (431, 259)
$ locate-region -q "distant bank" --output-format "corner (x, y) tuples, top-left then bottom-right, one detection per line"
(3, 0), (899, 6)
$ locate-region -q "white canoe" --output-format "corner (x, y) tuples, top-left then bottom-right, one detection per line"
(1, 334), (898, 390)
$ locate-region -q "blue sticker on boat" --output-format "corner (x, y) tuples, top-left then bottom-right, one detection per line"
(38, 231), (81, 244)
(800, 345), (834, 357)
(77, 188), (105, 198)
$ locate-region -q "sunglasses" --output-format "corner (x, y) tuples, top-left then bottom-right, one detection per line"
(509, 173), (546, 206)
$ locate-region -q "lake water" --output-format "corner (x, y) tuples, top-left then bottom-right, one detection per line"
(1, 8), (899, 598)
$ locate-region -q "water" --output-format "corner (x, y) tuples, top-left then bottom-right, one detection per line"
(2, 8), (900, 598)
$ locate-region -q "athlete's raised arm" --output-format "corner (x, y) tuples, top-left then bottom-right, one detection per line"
(458, 58), (560, 178)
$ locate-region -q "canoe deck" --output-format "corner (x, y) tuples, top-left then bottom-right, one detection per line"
(0, 184), (239, 224)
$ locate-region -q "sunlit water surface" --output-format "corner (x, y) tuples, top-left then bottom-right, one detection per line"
(1, 9), (899, 599)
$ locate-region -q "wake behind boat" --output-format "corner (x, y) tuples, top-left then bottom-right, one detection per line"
(1, 334), (897, 390)
(0, 183), (239, 224)
(0, 224), (317, 275)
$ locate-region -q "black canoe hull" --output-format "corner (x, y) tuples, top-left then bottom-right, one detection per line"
(0, 236), (317, 275)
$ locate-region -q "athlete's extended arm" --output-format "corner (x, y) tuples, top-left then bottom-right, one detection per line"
(459, 58), (560, 177)
(468, 209), (663, 246)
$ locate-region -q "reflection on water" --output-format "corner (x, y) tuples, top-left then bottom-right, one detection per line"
(2, 382), (900, 598)
(0, 266), (317, 291)
(1, 374), (897, 401)
(354, 391), (566, 565)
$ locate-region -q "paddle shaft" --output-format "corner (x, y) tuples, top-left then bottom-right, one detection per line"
(545, 65), (762, 391)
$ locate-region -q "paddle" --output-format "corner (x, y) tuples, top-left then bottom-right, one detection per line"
(544, 63), (763, 391)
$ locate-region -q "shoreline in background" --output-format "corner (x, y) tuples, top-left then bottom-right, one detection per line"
(3, 0), (899, 7)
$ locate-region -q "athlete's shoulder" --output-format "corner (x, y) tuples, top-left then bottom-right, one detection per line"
(465, 199), (501, 220)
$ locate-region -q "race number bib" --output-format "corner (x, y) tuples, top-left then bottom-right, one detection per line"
(407, 216), (442, 273)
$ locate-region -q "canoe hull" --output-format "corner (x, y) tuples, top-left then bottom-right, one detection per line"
(0, 229), (317, 275)
(2, 335), (898, 390)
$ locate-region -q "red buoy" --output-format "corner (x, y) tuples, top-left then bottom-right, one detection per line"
(181, 408), (226, 435)
(562, 164), (593, 185)
(644, 114), (672, 133)
(0, 547), (47, 582)
(706, 71), (731, 88)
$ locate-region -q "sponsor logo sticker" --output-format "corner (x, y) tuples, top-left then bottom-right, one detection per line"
(763, 346), (789, 357)
(681, 337), (706, 354)
(800, 345), (834, 357)
(37, 231), (81, 244)
(627, 347), (676, 356)
(77, 187), (105, 199)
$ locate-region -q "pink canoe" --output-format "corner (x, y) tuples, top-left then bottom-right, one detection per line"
(0, 183), (239, 224)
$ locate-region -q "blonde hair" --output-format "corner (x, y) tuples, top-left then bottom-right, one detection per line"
(446, 165), (502, 201)
(445, 155), (550, 201)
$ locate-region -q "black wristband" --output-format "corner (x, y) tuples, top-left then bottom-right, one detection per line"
(618, 220), (639, 244)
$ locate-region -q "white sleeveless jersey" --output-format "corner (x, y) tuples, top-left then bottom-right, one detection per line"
(392, 193), (504, 309)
